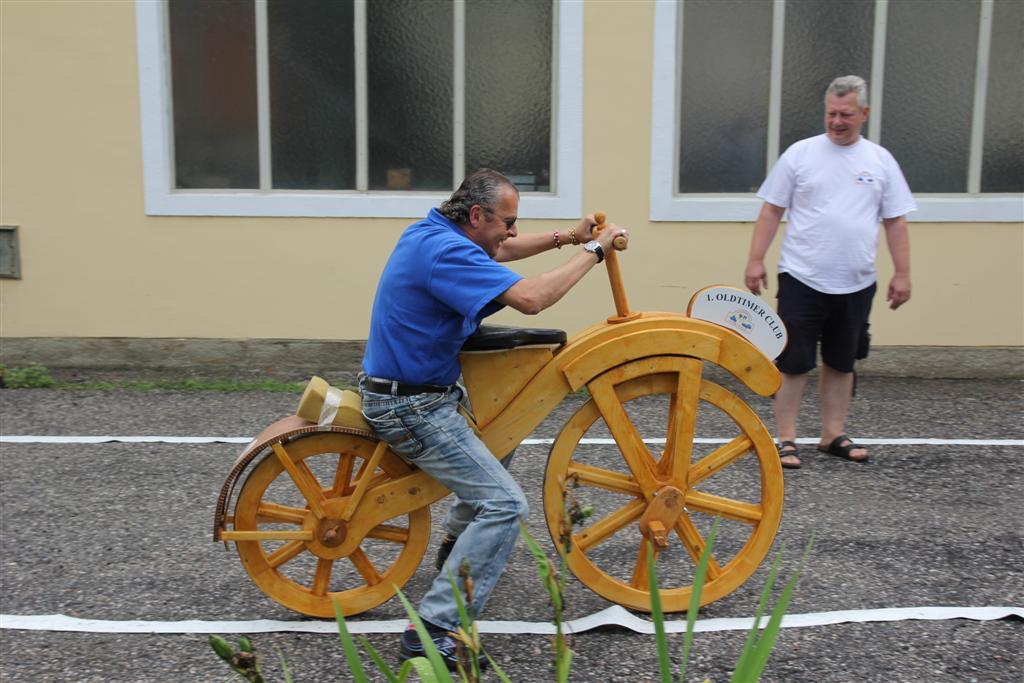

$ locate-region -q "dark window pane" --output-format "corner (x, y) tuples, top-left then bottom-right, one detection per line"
(169, 0), (259, 189)
(466, 0), (552, 192)
(780, 0), (873, 152)
(268, 0), (356, 190)
(367, 0), (453, 190)
(679, 0), (773, 193)
(982, 0), (1024, 192)
(882, 0), (979, 192)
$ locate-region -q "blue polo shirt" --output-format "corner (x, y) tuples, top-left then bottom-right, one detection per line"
(362, 208), (523, 385)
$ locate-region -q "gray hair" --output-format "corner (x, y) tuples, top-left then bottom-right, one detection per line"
(826, 75), (869, 108)
(438, 169), (519, 224)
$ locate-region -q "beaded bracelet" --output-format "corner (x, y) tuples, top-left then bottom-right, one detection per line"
(568, 226), (578, 245)
(552, 231), (563, 249)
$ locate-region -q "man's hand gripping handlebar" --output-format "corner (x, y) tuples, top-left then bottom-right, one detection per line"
(591, 212), (638, 323)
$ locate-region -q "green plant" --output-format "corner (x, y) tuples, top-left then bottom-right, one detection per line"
(0, 363), (59, 388)
(521, 522), (573, 682)
(209, 635), (269, 682)
(210, 517), (810, 682)
(0, 363), (310, 392)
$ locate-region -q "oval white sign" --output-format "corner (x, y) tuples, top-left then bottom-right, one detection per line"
(687, 285), (788, 360)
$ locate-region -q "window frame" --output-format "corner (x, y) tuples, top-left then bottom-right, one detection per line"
(650, 0), (1024, 222)
(136, 0), (582, 218)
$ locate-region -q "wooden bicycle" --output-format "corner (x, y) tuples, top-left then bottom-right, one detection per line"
(213, 214), (784, 618)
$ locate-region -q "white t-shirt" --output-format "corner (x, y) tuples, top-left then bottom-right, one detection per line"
(757, 134), (916, 294)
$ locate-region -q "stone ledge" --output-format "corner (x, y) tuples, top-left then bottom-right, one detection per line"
(1, 337), (1021, 380)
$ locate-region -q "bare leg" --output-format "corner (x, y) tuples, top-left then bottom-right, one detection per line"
(774, 372), (809, 468)
(818, 364), (868, 461)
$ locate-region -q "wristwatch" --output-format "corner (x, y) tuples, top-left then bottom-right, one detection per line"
(583, 240), (604, 263)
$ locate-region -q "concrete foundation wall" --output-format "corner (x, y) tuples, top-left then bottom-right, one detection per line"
(2, 337), (1020, 381)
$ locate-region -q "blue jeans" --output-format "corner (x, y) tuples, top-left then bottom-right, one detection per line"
(359, 381), (528, 631)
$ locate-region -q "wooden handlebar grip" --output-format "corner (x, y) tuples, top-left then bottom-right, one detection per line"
(591, 212), (628, 250)
(588, 211), (637, 321)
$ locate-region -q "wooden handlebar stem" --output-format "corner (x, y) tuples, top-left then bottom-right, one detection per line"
(593, 212), (640, 324)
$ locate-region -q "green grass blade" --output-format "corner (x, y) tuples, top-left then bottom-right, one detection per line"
(360, 636), (401, 683)
(398, 657), (441, 683)
(730, 549), (783, 682)
(555, 646), (574, 683)
(277, 650), (293, 683)
(333, 599), (371, 683)
(446, 567), (484, 678)
(484, 651), (514, 683)
(395, 590), (455, 683)
(520, 524), (561, 614)
(680, 517), (720, 683)
(645, 543), (673, 683)
(744, 534), (815, 678)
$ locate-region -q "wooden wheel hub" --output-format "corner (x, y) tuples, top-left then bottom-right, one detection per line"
(302, 498), (354, 559)
(316, 517), (348, 547)
(639, 485), (686, 549)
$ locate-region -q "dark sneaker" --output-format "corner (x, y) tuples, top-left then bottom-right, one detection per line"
(435, 534), (457, 571)
(398, 622), (459, 670)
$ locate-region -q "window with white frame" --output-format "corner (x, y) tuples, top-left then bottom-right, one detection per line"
(650, 0), (1024, 222)
(137, 0), (582, 218)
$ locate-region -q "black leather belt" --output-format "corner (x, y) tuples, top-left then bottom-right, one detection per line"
(363, 376), (453, 396)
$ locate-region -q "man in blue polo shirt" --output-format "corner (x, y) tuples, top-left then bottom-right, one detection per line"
(360, 168), (626, 668)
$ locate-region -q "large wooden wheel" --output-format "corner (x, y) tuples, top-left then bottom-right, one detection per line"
(233, 433), (430, 618)
(543, 355), (783, 612)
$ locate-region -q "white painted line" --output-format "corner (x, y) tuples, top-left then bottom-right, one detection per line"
(0, 436), (253, 444)
(2, 605), (1021, 635)
(2, 436), (1022, 446)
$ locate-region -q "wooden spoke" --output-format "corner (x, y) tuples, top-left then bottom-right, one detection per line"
(574, 498), (646, 552)
(233, 433), (431, 618)
(220, 529), (313, 542)
(588, 381), (659, 495)
(664, 360), (703, 483)
(271, 442), (326, 518)
(266, 541), (306, 569)
(256, 501), (307, 526)
(342, 440), (389, 521)
(630, 538), (655, 589)
(684, 490), (762, 524)
(352, 455), (371, 482)
(566, 462), (643, 495)
(312, 558), (334, 596)
(688, 435), (754, 486)
(662, 392), (678, 473)
(366, 523), (410, 544)
(673, 513), (723, 580)
(330, 452), (356, 497)
(545, 358), (783, 614)
(348, 546), (383, 586)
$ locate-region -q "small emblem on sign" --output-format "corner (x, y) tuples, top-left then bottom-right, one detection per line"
(687, 286), (788, 359)
(726, 310), (754, 333)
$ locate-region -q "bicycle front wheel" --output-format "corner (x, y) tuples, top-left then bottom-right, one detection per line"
(543, 355), (783, 612)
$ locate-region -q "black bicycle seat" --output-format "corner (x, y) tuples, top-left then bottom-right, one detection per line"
(461, 324), (567, 352)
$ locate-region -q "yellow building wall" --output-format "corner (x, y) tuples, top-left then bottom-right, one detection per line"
(1, 1), (1022, 346)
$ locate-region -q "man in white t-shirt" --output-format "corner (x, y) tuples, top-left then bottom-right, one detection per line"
(744, 75), (915, 469)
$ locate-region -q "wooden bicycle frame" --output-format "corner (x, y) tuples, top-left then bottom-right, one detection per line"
(214, 219), (779, 537)
(210, 213), (786, 617)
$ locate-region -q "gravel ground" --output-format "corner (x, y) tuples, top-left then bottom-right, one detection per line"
(1, 375), (1021, 682)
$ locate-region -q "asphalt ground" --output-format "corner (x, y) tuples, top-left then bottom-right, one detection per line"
(0, 375), (1022, 682)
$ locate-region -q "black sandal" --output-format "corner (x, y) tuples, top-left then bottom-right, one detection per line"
(777, 440), (802, 469)
(817, 434), (869, 462)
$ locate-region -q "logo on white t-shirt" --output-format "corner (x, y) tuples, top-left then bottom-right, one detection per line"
(855, 170), (876, 184)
